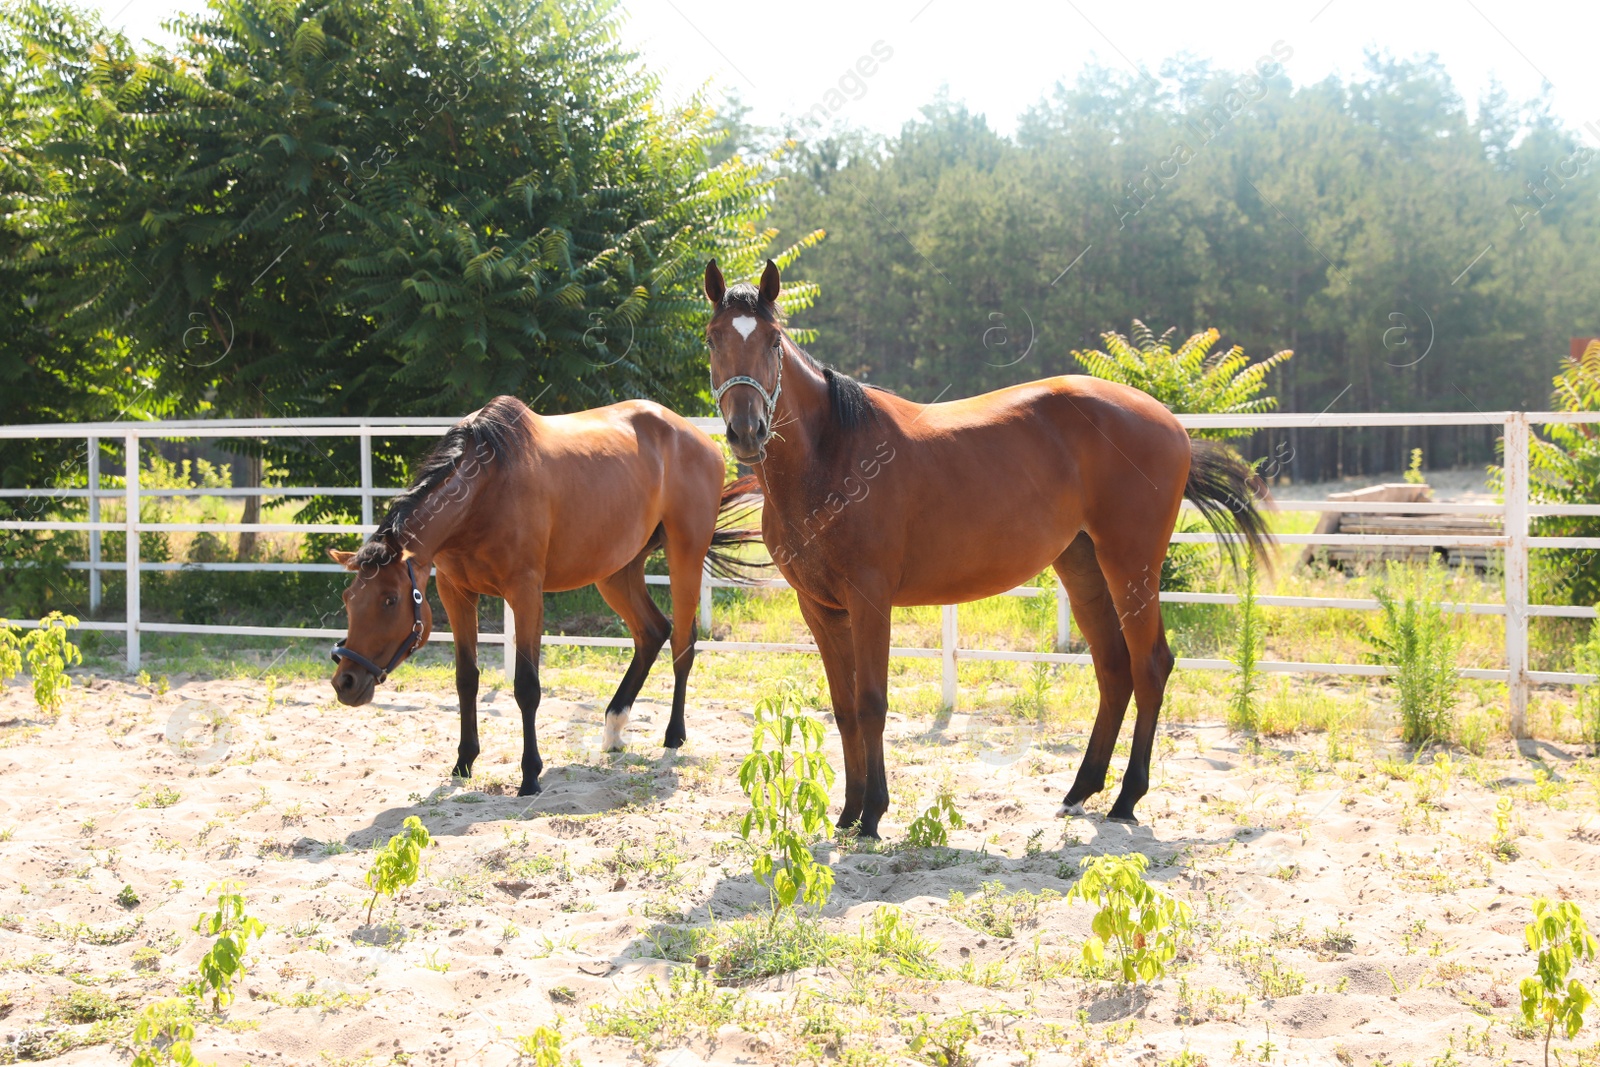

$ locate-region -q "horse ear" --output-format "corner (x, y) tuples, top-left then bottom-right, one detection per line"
(327, 548), (357, 569)
(759, 259), (781, 305)
(704, 259), (726, 305)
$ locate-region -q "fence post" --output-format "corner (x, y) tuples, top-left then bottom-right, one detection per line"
(124, 432), (140, 673)
(941, 604), (959, 710)
(700, 568), (714, 634)
(87, 435), (101, 614)
(1055, 576), (1070, 651)
(503, 600), (516, 685)
(1504, 411), (1530, 738)
(359, 429), (373, 528)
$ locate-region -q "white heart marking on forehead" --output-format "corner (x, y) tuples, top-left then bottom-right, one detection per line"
(731, 315), (758, 341)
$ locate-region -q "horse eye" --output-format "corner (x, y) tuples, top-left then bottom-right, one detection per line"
(383, 595), (398, 607)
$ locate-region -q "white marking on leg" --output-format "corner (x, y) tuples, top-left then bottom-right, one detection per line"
(731, 315), (758, 340)
(601, 706), (630, 751)
(1055, 801), (1086, 818)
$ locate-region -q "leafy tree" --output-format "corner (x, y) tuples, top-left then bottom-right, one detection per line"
(765, 55), (1600, 480)
(0, 0), (819, 617)
(1517, 342), (1600, 607)
(0, 5), (149, 608)
(1071, 321), (1292, 441)
(14, 0), (818, 496)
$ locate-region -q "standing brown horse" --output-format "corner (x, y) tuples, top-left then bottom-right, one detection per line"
(704, 260), (1271, 836)
(328, 395), (758, 796)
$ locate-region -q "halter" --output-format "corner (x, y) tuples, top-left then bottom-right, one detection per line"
(710, 335), (783, 422)
(330, 558), (425, 683)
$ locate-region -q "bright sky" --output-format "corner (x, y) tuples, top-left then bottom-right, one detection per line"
(98, 0), (1600, 138)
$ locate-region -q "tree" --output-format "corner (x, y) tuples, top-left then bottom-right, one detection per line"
(764, 54), (1600, 479)
(1071, 320), (1292, 440)
(1494, 341), (1600, 607)
(13, 0), (818, 499)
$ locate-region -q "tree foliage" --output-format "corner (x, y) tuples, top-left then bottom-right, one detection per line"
(1072, 321), (1292, 441)
(2, 0), (817, 491)
(762, 59), (1600, 479)
(1522, 342), (1600, 606)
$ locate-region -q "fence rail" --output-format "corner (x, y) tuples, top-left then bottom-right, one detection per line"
(3, 410), (1598, 737)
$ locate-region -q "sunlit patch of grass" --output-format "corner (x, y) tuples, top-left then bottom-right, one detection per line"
(643, 914), (839, 981)
(68, 523), (1579, 747)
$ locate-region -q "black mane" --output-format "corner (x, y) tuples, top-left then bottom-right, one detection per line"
(822, 366), (879, 431)
(354, 395), (531, 567)
(718, 282), (887, 432)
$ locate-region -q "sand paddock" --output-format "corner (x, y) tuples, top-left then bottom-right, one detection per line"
(0, 669), (1596, 1065)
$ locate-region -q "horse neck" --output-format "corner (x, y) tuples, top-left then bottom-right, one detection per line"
(757, 345), (835, 490)
(387, 467), (481, 566)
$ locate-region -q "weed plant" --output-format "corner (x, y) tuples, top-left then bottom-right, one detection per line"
(1364, 562), (1463, 744)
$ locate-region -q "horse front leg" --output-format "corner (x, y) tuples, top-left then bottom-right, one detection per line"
(796, 595), (860, 830)
(436, 574), (481, 780)
(841, 588), (893, 839)
(506, 581), (546, 796)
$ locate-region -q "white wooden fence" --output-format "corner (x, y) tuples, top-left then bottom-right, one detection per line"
(3, 410), (1598, 737)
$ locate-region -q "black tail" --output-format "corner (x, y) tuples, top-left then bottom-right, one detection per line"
(705, 475), (765, 582)
(1185, 440), (1275, 574)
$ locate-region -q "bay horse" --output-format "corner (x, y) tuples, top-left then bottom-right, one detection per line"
(328, 395), (758, 796)
(703, 260), (1271, 835)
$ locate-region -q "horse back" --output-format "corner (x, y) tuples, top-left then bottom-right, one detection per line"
(522, 401), (724, 589)
(836, 376), (1190, 605)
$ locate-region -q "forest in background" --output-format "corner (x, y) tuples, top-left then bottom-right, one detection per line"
(2, 1), (1598, 496)
(747, 55), (1600, 480)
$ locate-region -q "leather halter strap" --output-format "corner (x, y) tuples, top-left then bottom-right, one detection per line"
(710, 336), (783, 422)
(330, 558), (424, 683)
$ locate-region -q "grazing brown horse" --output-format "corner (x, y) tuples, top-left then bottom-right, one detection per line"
(704, 260), (1271, 836)
(328, 395), (758, 796)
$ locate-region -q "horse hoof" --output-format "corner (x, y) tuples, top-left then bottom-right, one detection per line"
(601, 707), (630, 751)
(1105, 811), (1138, 825)
(450, 764), (473, 780)
(1055, 801), (1086, 818)
(663, 734), (686, 750)
(517, 781), (542, 798)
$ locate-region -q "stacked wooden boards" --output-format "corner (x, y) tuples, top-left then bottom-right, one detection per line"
(1298, 483), (1502, 572)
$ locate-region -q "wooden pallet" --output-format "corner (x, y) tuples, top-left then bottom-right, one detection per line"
(1298, 484), (1503, 572)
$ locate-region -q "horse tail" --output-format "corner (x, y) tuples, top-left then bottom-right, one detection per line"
(1184, 439), (1276, 575)
(704, 475), (765, 583)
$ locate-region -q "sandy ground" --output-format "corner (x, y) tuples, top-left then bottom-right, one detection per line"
(0, 670), (1597, 1066)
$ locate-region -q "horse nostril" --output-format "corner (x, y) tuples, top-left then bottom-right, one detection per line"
(337, 673), (354, 691)
(757, 418), (769, 439)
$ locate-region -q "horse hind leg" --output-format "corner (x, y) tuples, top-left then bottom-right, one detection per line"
(594, 544), (671, 751)
(660, 527), (713, 750)
(1099, 547), (1176, 824)
(1053, 532), (1137, 817)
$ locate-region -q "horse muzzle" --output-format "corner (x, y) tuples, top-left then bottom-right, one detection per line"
(331, 664), (376, 707)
